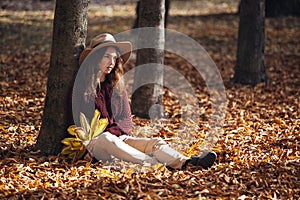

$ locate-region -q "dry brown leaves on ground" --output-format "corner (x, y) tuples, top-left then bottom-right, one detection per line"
(0, 1), (299, 199)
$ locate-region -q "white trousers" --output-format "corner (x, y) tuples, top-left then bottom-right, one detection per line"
(87, 132), (189, 169)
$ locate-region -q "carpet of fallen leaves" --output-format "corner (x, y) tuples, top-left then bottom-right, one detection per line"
(0, 0), (299, 199)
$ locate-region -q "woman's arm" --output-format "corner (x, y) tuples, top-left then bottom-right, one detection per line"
(107, 91), (132, 136)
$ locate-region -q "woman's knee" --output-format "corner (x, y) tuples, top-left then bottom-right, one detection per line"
(98, 132), (118, 143)
(90, 132), (111, 148)
(91, 132), (119, 154)
(152, 138), (167, 151)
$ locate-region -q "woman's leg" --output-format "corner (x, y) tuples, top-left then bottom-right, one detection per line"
(87, 132), (159, 165)
(121, 135), (189, 169)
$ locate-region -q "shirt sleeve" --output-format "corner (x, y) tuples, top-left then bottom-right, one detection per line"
(108, 91), (132, 136)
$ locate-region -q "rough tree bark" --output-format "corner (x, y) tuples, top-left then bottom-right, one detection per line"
(133, 0), (170, 29)
(34, 0), (88, 155)
(131, 0), (165, 118)
(238, 0), (300, 17)
(266, 0), (300, 17)
(233, 0), (268, 86)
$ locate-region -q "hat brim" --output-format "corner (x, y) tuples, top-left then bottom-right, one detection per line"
(79, 41), (132, 65)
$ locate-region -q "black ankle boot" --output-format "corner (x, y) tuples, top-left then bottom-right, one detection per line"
(182, 152), (217, 169)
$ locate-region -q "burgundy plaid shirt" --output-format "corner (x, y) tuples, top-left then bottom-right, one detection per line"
(94, 80), (132, 136)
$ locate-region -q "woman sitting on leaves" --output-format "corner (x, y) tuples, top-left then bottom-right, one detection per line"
(73, 33), (217, 170)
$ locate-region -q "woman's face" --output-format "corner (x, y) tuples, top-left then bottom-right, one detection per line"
(99, 47), (118, 75)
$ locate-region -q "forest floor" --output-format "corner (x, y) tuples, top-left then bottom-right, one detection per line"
(0, 0), (299, 199)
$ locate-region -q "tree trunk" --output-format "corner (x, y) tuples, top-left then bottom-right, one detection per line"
(266, 0), (300, 17)
(131, 0), (165, 119)
(34, 0), (88, 155)
(133, 0), (170, 29)
(238, 0), (300, 17)
(233, 0), (267, 86)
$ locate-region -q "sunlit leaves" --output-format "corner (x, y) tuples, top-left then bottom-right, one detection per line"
(61, 110), (108, 161)
(89, 110), (109, 140)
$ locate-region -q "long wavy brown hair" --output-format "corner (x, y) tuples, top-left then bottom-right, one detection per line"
(83, 46), (125, 102)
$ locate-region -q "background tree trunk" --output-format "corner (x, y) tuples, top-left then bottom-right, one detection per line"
(34, 0), (88, 155)
(233, 0), (267, 86)
(266, 0), (300, 17)
(133, 0), (170, 29)
(238, 0), (300, 17)
(131, 0), (165, 119)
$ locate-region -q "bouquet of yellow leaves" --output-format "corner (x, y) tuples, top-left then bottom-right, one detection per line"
(61, 110), (108, 161)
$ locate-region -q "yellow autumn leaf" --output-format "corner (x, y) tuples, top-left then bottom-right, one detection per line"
(62, 137), (84, 150)
(61, 137), (76, 146)
(89, 109), (101, 140)
(62, 110), (107, 161)
(80, 112), (90, 133)
(44, 182), (51, 188)
(90, 110), (100, 127)
(99, 169), (114, 179)
(61, 145), (74, 155)
(74, 127), (89, 141)
(91, 118), (108, 139)
(70, 138), (83, 149)
(67, 125), (77, 136)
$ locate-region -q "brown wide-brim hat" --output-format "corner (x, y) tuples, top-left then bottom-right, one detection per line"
(79, 33), (132, 65)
